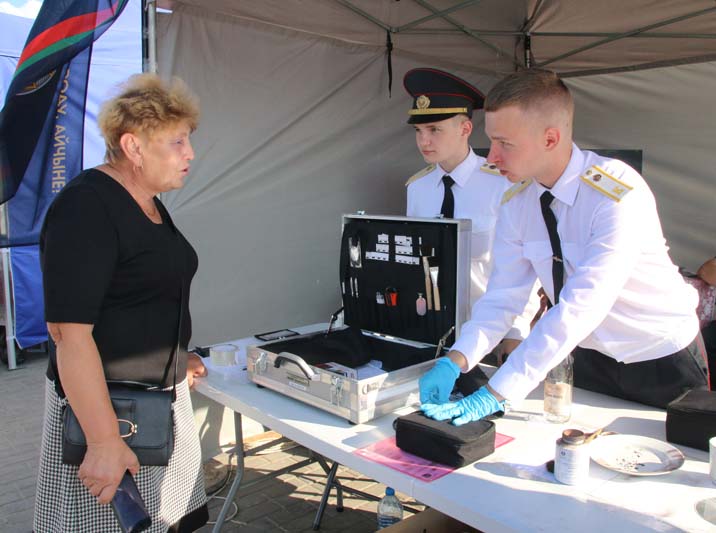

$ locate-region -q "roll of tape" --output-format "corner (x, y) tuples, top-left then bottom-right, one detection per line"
(210, 344), (237, 366)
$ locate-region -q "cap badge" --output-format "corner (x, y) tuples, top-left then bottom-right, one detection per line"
(416, 95), (431, 109)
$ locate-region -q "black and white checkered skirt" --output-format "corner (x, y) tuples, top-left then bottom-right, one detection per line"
(34, 377), (207, 532)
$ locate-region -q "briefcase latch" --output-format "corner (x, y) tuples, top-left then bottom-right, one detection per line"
(330, 376), (345, 406)
(255, 352), (269, 375)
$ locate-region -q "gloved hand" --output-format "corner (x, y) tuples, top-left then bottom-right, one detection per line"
(419, 357), (461, 404)
(421, 385), (505, 426)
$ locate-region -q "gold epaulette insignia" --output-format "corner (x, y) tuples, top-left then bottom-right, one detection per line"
(501, 179), (532, 205)
(579, 165), (633, 202)
(405, 164), (436, 186)
(480, 162), (502, 176)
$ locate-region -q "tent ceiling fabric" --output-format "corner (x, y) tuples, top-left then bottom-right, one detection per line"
(165, 0), (716, 76)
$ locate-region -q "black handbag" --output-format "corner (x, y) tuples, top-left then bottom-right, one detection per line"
(62, 381), (175, 466)
(58, 291), (183, 466)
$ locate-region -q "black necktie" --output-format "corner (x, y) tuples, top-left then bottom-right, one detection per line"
(440, 175), (455, 218)
(540, 191), (564, 304)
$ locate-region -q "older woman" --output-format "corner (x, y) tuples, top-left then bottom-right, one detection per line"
(35, 74), (208, 532)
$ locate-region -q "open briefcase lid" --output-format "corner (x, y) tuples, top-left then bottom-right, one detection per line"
(340, 214), (471, 349)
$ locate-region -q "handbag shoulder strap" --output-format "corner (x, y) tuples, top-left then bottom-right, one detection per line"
(163, 285), (183, 401)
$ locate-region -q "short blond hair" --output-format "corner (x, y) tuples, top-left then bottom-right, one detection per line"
(98, 73), (200, 163)
(485, 68), (573, 122)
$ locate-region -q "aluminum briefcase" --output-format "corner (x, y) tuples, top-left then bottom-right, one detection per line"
(247, 214), (471, 424)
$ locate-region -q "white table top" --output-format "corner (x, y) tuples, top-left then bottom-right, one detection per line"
(195, 325), (716, 532)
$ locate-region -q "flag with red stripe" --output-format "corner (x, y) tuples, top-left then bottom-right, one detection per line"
(0, 0), (129, 214)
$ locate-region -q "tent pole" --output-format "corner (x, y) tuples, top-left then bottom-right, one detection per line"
(144, 0), (157, 74)
(1, 247), (17, 370)
(412, 0), (519, 67)
(395, 0), (479, 33)
(536, 5), (716, 69)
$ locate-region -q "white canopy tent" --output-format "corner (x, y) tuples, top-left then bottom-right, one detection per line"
(155, 1), (716, 345)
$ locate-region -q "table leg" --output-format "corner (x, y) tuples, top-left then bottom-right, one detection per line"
(212, 411), (245, 533)
(312, 460), (340, 530)
(314, 455), (344, 511)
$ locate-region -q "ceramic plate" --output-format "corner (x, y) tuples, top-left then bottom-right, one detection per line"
(590, 434), (684, 476)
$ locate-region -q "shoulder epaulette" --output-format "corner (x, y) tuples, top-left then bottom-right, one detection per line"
(579, 165), (633, 202)
(480, 162), (502, 176)
(501, 179), (532, 205)
(405, 164), (436, 186)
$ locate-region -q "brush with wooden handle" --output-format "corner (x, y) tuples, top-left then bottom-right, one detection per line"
(429, 257), (440, 312)
(422, 256), (433, 311)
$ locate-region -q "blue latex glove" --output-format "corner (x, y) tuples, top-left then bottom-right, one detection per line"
(418, 357), (461, 404)
(421, 385), (505, 426)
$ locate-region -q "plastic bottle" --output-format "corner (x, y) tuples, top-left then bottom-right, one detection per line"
(543, 354), (573, 423)
(416, 293), (427, 316)
(377, 487), (403, 529)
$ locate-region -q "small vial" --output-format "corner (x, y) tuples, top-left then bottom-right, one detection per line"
(376, 291), (385, 305)
(416, 293), (427, 316)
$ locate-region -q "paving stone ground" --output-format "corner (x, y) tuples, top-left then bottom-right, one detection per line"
(198, 435), (424, 533)
(0, 353), (424, 532)
(0, 350), (47, 533)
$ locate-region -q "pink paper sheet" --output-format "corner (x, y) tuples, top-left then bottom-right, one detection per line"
(354, 433), (514, 482)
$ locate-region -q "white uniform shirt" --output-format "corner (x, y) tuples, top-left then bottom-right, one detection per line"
(407, 148), (533, 340)
(452, 144), (699, 401)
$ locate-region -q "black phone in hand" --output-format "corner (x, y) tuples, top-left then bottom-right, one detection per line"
(111, 471), (151, 533)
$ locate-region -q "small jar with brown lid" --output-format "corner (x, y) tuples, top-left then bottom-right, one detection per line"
(554, 429), (590, 485)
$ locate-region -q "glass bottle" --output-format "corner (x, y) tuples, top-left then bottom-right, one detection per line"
(543, 354), (573, 423)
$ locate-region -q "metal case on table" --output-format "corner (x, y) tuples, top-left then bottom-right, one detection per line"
(247, 214), (471, 424)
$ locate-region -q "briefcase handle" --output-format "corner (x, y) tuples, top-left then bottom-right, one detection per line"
(275, 352), (319, 381)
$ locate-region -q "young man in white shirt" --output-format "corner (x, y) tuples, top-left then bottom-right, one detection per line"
(403, 68), (537, 377)
(419, 68), (708, 425)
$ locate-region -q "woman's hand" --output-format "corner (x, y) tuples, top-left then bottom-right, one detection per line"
(186, 352), (208, 389)
(78, 436), (139, 504)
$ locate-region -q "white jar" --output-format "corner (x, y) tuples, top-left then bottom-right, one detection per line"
(554, 429), (590, 485)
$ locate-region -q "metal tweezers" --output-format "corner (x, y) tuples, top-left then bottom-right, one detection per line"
(434, 325), (455, 358)
(324, 307), (344, 337)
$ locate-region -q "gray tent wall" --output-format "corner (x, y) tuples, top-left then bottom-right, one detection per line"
(157, 6), (497, 345)
(157, 4), (715, 347)
(569, 64), (716, 267)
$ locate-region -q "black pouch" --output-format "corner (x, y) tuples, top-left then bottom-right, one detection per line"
(455, 365), (490, 397)
(665, 389), (716, 451)
(394, 410), (495, 467)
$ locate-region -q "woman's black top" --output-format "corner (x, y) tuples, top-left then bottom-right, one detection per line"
(40, 168), (198, 387)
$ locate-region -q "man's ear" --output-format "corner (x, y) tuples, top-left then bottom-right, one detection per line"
(544, 126), (560, 152)
(118, 132), (143, 166)
(461, 118), (473, 138)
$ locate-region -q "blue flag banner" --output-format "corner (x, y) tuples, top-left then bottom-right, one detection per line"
(8, 46), (92, 245)
(0, 0), (128, 247)
(0, 2), (140, 348)
(11, 246), (47, 347)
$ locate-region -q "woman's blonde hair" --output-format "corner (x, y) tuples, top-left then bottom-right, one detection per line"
(98, 73), (200, 163)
